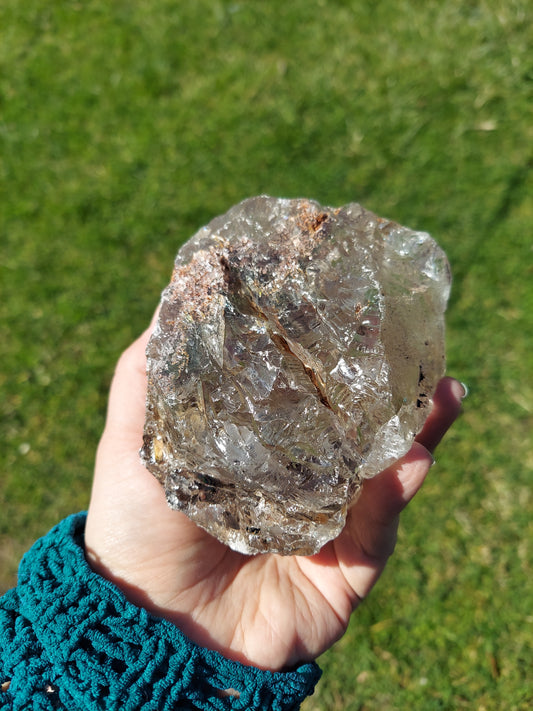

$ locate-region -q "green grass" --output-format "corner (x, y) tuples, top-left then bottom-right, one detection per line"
(1, 0), (532, 708)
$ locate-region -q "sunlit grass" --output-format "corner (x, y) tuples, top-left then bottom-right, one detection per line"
(1, 1), (531, 708)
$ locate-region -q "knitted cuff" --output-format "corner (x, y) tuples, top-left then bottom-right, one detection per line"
(1, 513), (321, 711)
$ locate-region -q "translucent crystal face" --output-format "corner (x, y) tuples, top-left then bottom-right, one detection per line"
(141, 197), (450, 555)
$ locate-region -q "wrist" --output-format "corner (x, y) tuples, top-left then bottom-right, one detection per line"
(5, 513), (321, 710)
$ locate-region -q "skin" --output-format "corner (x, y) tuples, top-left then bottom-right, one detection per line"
(85, 321), (464, 672)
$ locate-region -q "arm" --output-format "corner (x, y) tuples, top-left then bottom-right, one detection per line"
(1, 323), (463, 710)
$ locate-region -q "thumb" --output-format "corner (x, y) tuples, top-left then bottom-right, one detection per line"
(103, 308), (160, 443)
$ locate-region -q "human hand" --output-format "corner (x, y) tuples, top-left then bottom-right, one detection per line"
(85, 321), (464, 672)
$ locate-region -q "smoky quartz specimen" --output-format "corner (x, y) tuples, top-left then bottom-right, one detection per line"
(141, 197), (450, 555)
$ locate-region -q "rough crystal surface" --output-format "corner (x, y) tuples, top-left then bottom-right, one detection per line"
(141, 196), (450, 555)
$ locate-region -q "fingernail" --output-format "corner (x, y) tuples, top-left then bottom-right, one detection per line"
(460, 382), (469, 399)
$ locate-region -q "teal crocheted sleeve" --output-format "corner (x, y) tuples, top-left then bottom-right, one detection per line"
(0, 513), (321, 710)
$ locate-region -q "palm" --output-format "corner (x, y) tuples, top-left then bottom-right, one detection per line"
(85, 327), (462, 671)
(87, 433), (351, 670)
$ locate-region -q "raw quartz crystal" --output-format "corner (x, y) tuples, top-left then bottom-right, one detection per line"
(141, 197), (450, 555)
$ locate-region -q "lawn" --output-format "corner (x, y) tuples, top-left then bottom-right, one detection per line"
(1, 1), (532, 708)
